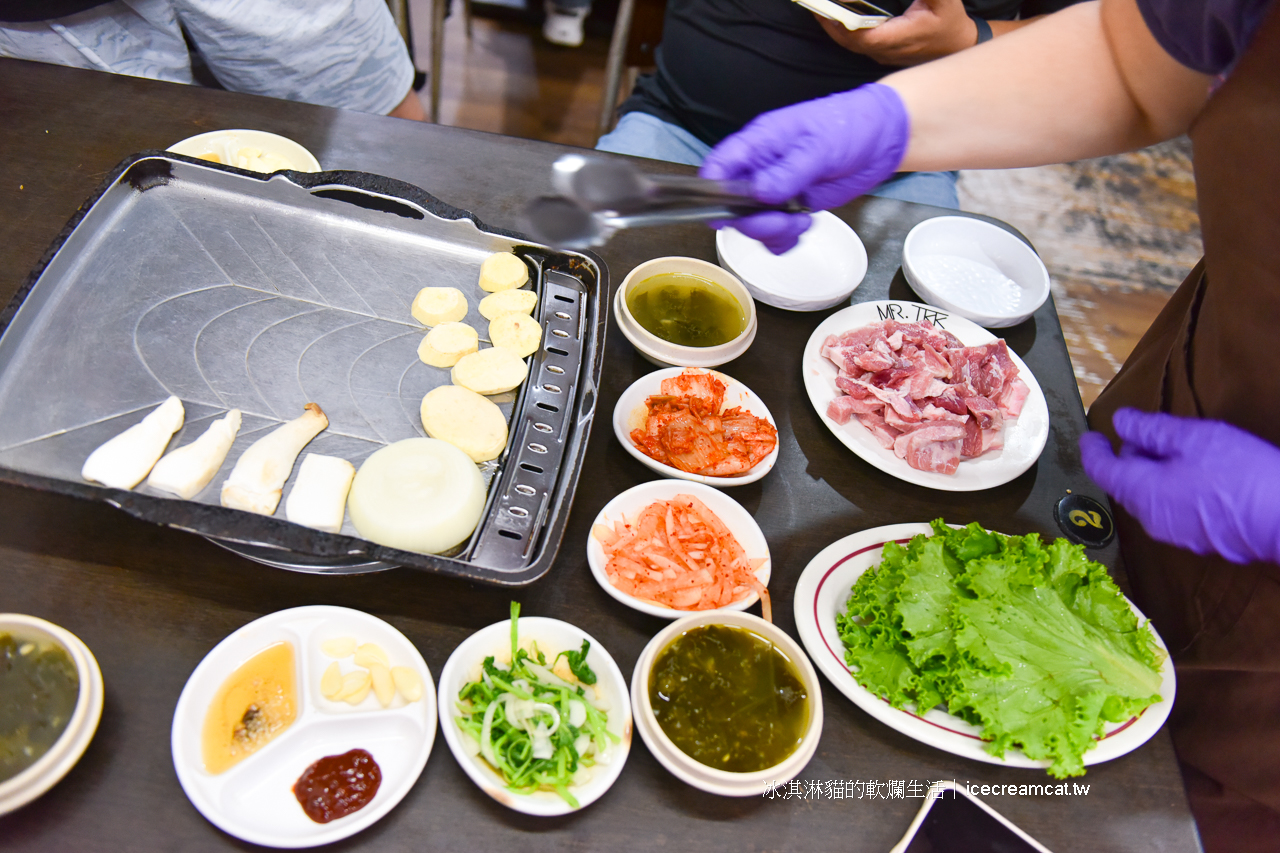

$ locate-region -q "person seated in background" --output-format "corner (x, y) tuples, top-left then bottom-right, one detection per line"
(596, 0), (1077, 208)
(0, 0), (426, 120)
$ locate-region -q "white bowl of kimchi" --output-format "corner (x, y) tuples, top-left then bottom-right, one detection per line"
(613, 367), (779, 487)
(587, 480), (771, 619)
(903, 216), (1050, 329)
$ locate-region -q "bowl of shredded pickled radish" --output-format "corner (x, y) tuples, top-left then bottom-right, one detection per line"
(437, 603), (631, 816)
(587, 480), (772, 619)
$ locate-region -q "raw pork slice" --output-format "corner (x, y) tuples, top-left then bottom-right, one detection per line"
(821, 319), (1028, 474)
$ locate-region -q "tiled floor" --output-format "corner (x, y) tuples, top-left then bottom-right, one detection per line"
(409, 2), (1203, 408)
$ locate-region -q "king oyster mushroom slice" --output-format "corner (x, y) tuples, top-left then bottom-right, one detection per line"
(81, 395), (186, 490)
(145, 409), (242, 500)
(220, 403), (329, 515)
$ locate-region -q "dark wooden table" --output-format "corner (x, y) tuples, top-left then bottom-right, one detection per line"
(0, 59), (1200, 852)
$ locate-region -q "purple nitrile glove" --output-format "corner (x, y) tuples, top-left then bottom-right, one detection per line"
(699, 82), (910, 254)
(1079, 408), (1280, 566)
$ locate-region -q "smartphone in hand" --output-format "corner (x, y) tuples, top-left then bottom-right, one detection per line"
(791, 0), (894, 30)
(890, 782), (1055, 853)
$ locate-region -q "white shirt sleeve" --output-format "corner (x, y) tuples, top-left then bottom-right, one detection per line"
(174, 0), (415, 115)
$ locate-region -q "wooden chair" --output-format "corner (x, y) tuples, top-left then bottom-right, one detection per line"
(597, 0), (665, 139)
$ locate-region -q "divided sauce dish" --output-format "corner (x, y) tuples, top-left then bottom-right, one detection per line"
(170, 606), (436, 848)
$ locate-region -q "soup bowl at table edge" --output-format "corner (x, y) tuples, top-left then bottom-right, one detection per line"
(614, 256), (758, 368)
(0, 614), (104, 816)
(631, 611), (823, 797)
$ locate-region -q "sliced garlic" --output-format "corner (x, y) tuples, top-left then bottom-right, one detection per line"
(283, 453), (355, 533)
(369, 662), (395, 708)
(320, 662), (343, 699)
(82, 396), (185, 490)
(145, 409), (241, 499)
(220, 403), (328, 515)
(334, 669), (371, 703)
(353, 642), (389, 669)
(321, 637), (357, 658)
(391, 666), (423, 702)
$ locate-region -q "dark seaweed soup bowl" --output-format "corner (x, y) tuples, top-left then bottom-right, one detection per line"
(631, 611), (823, 796)
(0, 614), (104, 815)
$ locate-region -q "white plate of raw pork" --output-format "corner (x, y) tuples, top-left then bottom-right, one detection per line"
(802, 301), (1049, 491)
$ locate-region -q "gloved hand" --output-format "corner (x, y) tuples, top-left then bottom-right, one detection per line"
(699, 83), (910, 253)
(1079, 408), (1280, 566)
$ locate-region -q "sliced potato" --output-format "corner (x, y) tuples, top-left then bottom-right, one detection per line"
(478, 252), (529, 292)
(451, 347), (529, 396)
(391, 666), (424, 702)
(489, 313), (542, 358)
(417, 321), (479, 368)
(420, 385), (509, 463)
(479, 288), (537, 321)
(412, 286), (468, 326)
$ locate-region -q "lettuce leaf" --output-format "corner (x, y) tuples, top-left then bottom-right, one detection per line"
(835, 520), (1165, 778)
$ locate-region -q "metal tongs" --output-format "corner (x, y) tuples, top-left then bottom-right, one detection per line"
(522, 154), (807, 249)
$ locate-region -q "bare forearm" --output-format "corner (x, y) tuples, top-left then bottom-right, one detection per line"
(886, 0), (1212, 171)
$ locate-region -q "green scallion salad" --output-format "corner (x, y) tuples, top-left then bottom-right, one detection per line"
(455, 603), (620, 807)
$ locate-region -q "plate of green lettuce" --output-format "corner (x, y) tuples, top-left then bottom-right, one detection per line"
(793, 521), (1173, 778)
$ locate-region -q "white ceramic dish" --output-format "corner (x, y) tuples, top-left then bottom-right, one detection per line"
(631, 611), (823, 796)
(792, 523), (1176, 771)
(168, 129), (322, 173)
(0, 615), (104, 816)
(587, 479), (771, 619)
(716, 212), (868, 311)
(614, 257), (757, 368)
(902, 216), (1050, 328)
(171, 606), (436, 848)
(613, 366), (779, 487)
(436, 615), (631, 815)
(802, 300), (1050, 491)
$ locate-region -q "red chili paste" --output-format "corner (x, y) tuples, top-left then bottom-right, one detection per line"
(292, 748), (382, 823)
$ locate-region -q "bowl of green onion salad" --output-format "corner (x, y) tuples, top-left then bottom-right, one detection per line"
(437, 603), (632, 815)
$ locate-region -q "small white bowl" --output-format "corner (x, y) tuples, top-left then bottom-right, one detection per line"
(716, 212), (868, 311)
(614, 257), (757, 368)
(587, 480), (771, 619)
(437, 616), (631, 816)
(902, 216), (1050, 328)
(168, 129), (321, 173)
(0, 615), (104, 816)
(631, 611), (823, 796)
(612, 367), (779, 486)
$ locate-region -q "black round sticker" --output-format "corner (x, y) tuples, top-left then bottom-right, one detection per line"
(1054, 494), (1116, 548)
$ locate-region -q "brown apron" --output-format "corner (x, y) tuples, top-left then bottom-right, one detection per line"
(1087, 4), (1280, 850)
